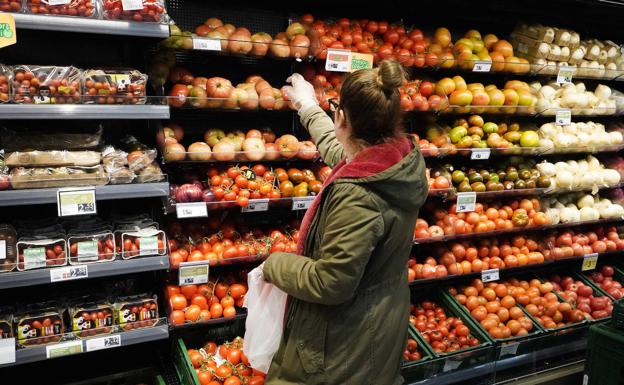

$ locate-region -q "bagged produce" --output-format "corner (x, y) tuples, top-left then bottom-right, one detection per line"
(119, 228), (166, 259)
(1, 126), (102, 151)
(25, 0), (96, 17)
(243, 266), (288, 373)
(16, 236), (67, 271)
(115, 294), (159, 330)
(16, 305), (65, 346)
(67, 231), (115, 265)
(82, 68), (148, 105)
(12, 65), (82, 104)
(5, 150), (101, 167)
(10, 165), (109, 189)
(68, 300), (115, 338)
(102, 0), (168, 22)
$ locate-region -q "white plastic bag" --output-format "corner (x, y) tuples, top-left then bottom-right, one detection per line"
(243, 266), (288, 373)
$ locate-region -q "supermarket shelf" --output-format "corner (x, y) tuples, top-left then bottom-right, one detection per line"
(12, 14), (170, 38)
(167, 196), (314, 214)
(0, 255), (170, 290)
(0, 323), (169, 368)
(0, 104), (170, 119)
(0, 182), (170, 207)
(431, 183), (624, 201)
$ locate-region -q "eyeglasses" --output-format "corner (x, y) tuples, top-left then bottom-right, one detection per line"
(328, 98), (340, 112)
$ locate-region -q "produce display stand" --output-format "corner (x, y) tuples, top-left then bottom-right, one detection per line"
(2, 0), (624, 384)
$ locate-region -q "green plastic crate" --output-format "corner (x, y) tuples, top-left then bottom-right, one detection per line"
(401, 326), (436, 383)
(584, 323), (624, 385)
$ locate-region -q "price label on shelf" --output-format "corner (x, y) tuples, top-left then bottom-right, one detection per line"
(350, 52), (373, 71)
(121, 0), (143, 11)
(292, 196), (314, 211)
(582, 253), (599, 271)
(57, 187), (97, 217)
(0, 338), (15, 365)
(48, 0), (71, 4)
(557, 66), (576, 84)
(499, 342), (519, 358)
(481, 268), (500, 283)
(139, 236), (158, 256)
(176, 202), (208, 219)
(241, 199), (269, 213)
(0, 240), (5, 260)
(77, 240), (98, 262)
(456, 192), (476, 213)
(24, 247), (46, 270)
(50, 265), (88, 282)
(86, 334), (122, 352)
(472, 61), (492, 72)
(443, 358), (463, 372)
(46, 340), (83, 358)
(179, 261), (209, 286)
(470, 148), (491, 160)
(325, 49), (351, 72)
(0, 14), (17, 49)
(192, 38), (221, 51)
(555, 109), (572, 126)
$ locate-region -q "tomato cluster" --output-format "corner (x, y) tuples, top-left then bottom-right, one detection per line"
(118, 297), (159, 331)
(26, 0), (95, 17)
(0, 73), (9, 103)
(403, 338), (425, 362)
(187, 337), (266, 385)
(0, 0), (22, 12)
(587, 265), (624, 299)
(69, 235), (115, 264)
(12, 66), (82, 104)
(167, 273), (247, 326)
(70, 306), (114, 338)
(550, 274), (613, 319)
(102, 0), (166, 22)
(83, 76), (147, 105)
(409, 300), (480, 353)
(17, 242), (66, 271)
(17, 313), (64, 346)
(451, 279), (536, 339)
(546, 226), (624, 259)
(167, 219), (299, 268)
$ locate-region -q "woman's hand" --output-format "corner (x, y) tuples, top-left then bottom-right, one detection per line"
(283, 73), (318, 112)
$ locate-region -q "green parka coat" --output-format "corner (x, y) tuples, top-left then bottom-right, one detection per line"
(263, 105), (427, 385)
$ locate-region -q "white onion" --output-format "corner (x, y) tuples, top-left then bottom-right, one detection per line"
(561, 207), (580, 223)
(537, 162), (557, 177)
(609, 131), (623, 144)
(556, 170), (574, 188)
(540, 86), (557, 100)
(577, 195), (595, 208)
(603, 169), (621, 185)
(580, 206), (600, 221)
(587, 155), (601, 170)
(595, 84), (612, 100)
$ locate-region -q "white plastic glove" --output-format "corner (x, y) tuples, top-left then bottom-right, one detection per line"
(284, 73), (318, 112)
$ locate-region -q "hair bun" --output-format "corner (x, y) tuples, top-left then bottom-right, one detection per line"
(377, 60), (405, 91)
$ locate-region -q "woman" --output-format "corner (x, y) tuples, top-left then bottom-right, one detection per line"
(262, 60), (427, 385)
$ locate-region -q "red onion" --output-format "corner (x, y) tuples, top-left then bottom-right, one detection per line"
(202, 189), (216, 203)
(175, 183), (203, 203)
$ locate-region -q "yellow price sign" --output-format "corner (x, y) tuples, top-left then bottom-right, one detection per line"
(0, 14), (16, 49)
(582, 253), (599, 271)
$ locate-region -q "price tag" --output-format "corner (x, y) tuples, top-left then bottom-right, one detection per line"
(555, 109), (572, 126)
(139, 236), (158, 256)
(46, 340), (83, 358)
(86, 334), (121, 352)
(192, 38), (222, 51)
(292, 196), (314, 211)
(482, 268), (500, 283)
(0, 14), (16, 49)
(557, 66), (576, 84)
(77, 240), (98, 262)
(241, 199), (269, 213)
(48, 0), (71, 4)
(456, 192), (476, 213)
(582, 253), (599, 271)
(0, 240), (5, 260)
(50, 265), (88, 282)
(176, 202), (208, 219)
(472, 61), (492, 72)
(443, 358), (463, 372)
(24, 247), (46, 270)
(0, 338), (15, 365)
(179, 261), (209, 286)
(121, 0), (143, 11)
(471, 148), (491, 160)
(583, 374), (589, 385)
(325, 49), (351, 72)
(57, 188), (97, 217)
(499, 342), (519, 358)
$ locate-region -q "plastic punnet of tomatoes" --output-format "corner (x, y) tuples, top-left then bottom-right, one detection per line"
(102, 0), (168, 23)
(119, 229), (166, 259)
(82, 69), (147, 105)
(11, 65), (82, 104)
(0, 224), (17, 273)
(16, 237), (67, 271)
(25, 0), (96, 17)
(69, 300), (115, 338)
(16, 306), (65, 347)
(67, 231), (115, 265)
(116, 294), (159, 331)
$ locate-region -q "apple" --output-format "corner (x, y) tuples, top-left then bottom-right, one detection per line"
(242, 138), (266, 161)
(264, 143), (280, 160)
(164, 142), (186, 162)
(246, 129), (263, 140)
(517, 89), (534, 106)
(471, 90), (490, 106)
(270, 39), (290, 57)
(290, 35), (311, 58)
(259, 88), (276, 109)
(251, 32), (272, 56)
(261, 127), (276, 143)
(487, 89), (505, 106)
(212, 139), (236, 161)
(187, 142), (212, 161)
(204, 129), (226, 147)
(286, 22), (305, 39)
(297, 140), (317, 160)
(276, 134), (300, 158)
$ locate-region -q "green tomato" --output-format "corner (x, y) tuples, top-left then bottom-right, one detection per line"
(449, 126), (468, 144)
(483, 122), (499, 134)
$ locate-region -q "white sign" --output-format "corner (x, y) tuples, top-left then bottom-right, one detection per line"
(176, 202), (208, 218)
(582, 253), (599, 271)
(0, 240), (5, 260)
(241, 199), (269, 213)
(121, 0), (143, 11)
(48, 0), (71, 5)
(555, 109), (572, 126)
(472, 61), (492, 72)
(179, 261), (209, 286)
(77, 240), (98, 262)
(325, 49), (351, 72)
(443, 358), (463, 372)
(557, 66), (575, 84)
(482, 268), (500, 283)
(57, 188), (96, 217)
(292, 196), (314, 211)
(86, 334), (121, 352)
(499, 342), (519, 357)
(50, 265), (88, 282)
(0, 338), (15, 365)
(192, 38), (221, 51)
(456, 192), (476, 213)
(139, 236), (158, 256)
(24, 247), (46, 270)
(46, 340), (83, 358)
(471, 148), (491, 160)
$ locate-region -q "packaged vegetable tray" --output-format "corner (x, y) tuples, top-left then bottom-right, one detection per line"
(115, 294), (159, 330)
(16, 236), (67, 271)
(120, 229), (166, 259)
(69, 300), (115, 338)
(67, 231), (115, 265)
(9, 165), (109, 189)
(102, 0), (168, 23)
(1, 126), (103, 152)
(12, 65), (82, 104)
(25, 0), (96, 17)
(16, 306), (65, 347)
(82, 68), (148, 105)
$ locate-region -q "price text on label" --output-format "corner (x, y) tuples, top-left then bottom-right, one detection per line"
(471, 148), (491, 160)
(241, 199), (269, 213)
(77, 240), (98, 262)
(472, 61), (492, 72)
(292, 196), (314, 211)
(556, 109), (572, 126)
(121, 0), (143, 11)
(176, 202), (208, 218)
(557, 66), (575, 84)
(0, 240), (5, 260)
(325, 49), (351, 72)
(456, 192), (476, 213)
(48, 0), (71, 4)
(179, 261), (210, 286)
(192, 38), (221, 51)
(50, 265), (89, 282)
(86, 334), (122, 352)
(443, 358), (463, 372)
(582, 253), (599, 271)
(46, 340), (83, 358)
(499, 342), (519, 357)
(482, 268), (500, 283)
(24, 247), (46, 270)
(0, 338), (15, 365)
(57, 188), (97, 217)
